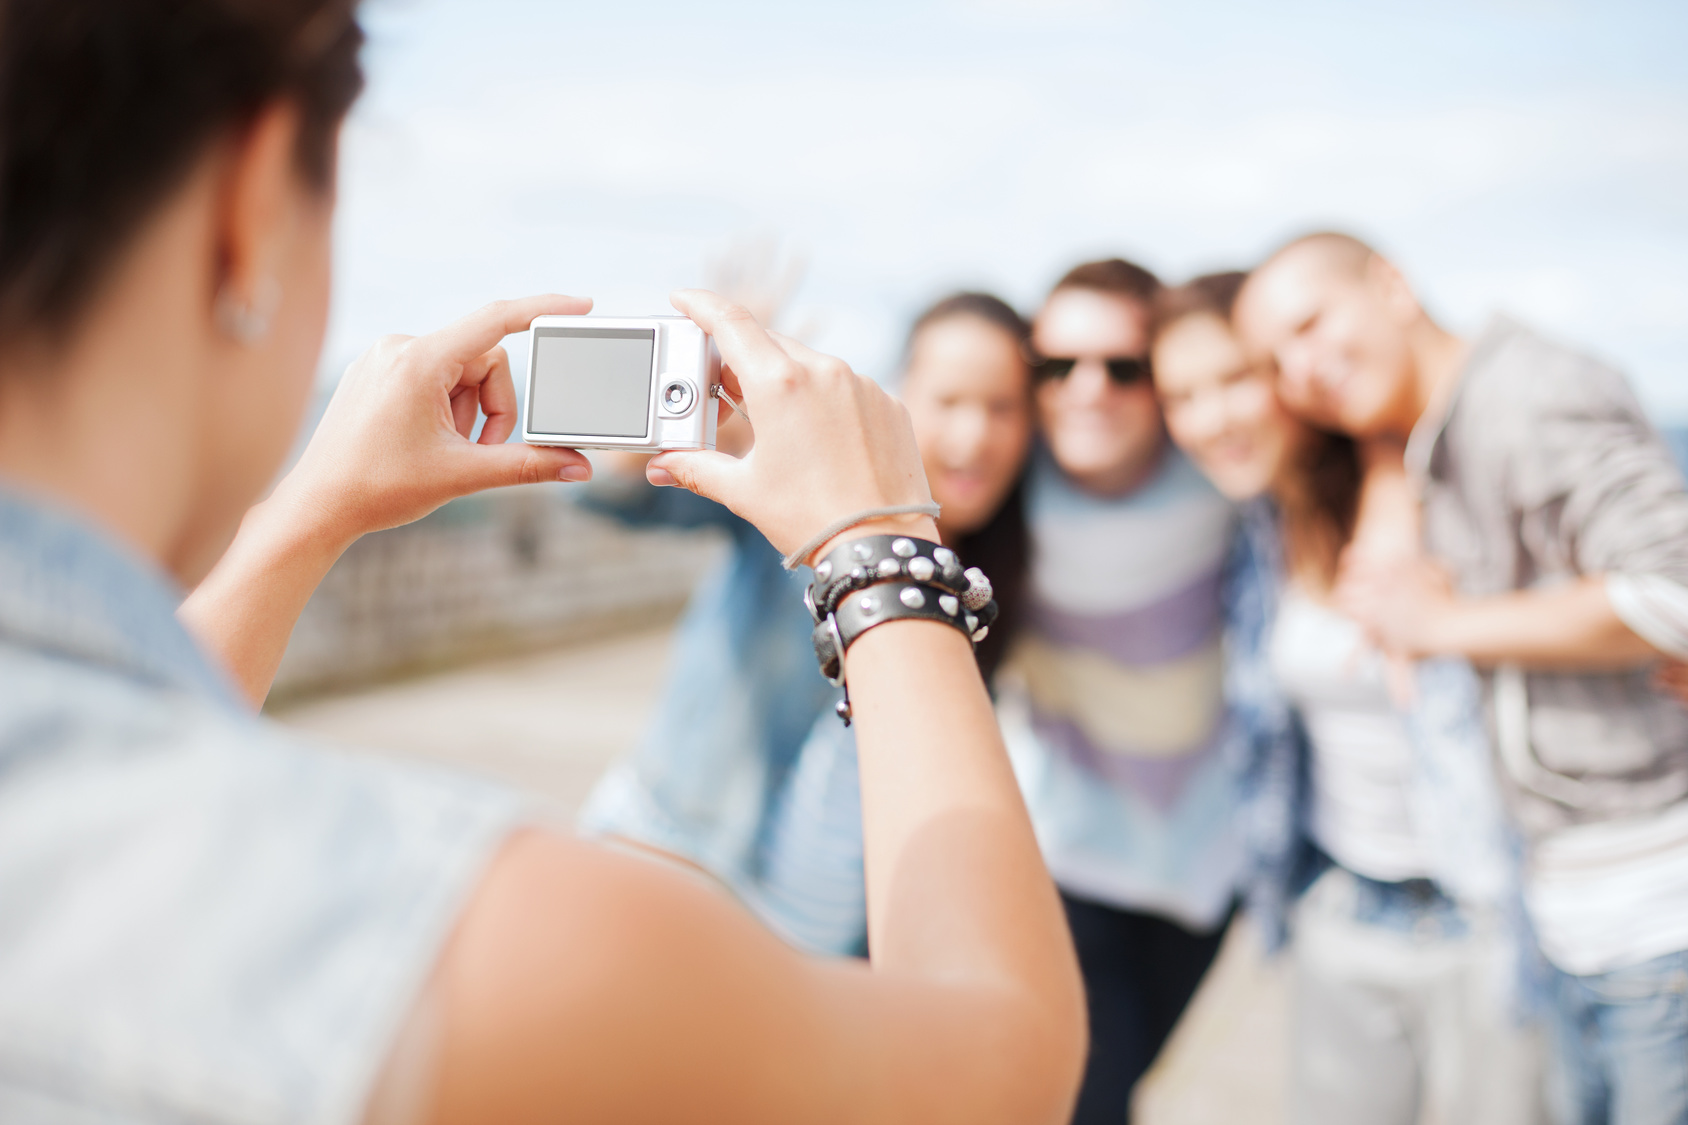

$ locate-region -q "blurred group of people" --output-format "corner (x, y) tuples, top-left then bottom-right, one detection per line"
(580, 237), (1688, 1125)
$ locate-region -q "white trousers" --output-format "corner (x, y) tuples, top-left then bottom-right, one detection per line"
(1290, 866), (1548, 1125)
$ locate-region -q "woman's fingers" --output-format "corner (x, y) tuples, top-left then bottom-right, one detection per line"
(449, 383), (479, 438)
(764, 329), (835, 370)
(647, 448), (741, 500)
(470, 347), (520, 447)
(452, 440), (593, 493)
(422, 294), (593, 375)
(669, 289), (789, 394)
(644, 289), (934, 561)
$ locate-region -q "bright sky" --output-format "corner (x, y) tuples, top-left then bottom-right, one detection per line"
(331, 0), (1688, 417)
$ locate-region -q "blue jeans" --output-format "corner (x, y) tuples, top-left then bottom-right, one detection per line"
(1550, 950), (1688, 1125)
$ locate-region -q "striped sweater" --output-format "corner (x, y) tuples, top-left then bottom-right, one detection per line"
(1001, 444), (1243, 928)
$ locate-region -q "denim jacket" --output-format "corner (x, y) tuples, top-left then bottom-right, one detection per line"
(0, 487), (523, 1123)
(574, 476), (840, 888)
(1226, 499), (1519, 951)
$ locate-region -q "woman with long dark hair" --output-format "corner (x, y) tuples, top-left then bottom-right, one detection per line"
(0, 2), (1083, 1120)
(581, 291), (1036, 954)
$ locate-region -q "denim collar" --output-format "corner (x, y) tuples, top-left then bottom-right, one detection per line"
(0, 484), (241, 709)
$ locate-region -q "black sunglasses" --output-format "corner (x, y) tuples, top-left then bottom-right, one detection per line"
(1032, 355), (1153, 386)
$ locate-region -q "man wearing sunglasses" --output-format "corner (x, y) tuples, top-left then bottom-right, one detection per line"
(1002, 259), (1240, 1123)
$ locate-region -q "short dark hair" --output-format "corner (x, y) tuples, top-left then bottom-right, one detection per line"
(1150, 270), (1248, 340)
(907, 291), (1031, 354)
(0, 0), (365, 345)
(1050, 258), (1161, 307)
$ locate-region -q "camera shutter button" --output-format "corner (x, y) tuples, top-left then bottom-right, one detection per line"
(660, 379), (695, 415)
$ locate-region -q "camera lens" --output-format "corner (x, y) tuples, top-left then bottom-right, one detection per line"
(660, 380), (695, 415)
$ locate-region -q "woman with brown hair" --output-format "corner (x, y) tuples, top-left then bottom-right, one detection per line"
(1152, 273), (1540, 1124)
(0, 2), (1084, 1121)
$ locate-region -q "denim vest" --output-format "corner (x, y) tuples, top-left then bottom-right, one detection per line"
(0, 487), (523, 1124)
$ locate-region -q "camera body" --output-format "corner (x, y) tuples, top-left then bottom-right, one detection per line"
(522, 315), (721, 453)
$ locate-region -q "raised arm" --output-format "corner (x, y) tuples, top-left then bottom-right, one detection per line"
(179, 296), (596, 706)
(404, 291), (1085, 1125)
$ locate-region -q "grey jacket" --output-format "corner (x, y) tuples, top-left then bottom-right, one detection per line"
(1408, 316), (1688, 840)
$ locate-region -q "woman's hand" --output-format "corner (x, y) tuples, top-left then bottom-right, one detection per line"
(1334, 550), (1459, 660)
(275, 295), (596, 544)
(182, 295), (596, 706)
(648, 290), (937, 566)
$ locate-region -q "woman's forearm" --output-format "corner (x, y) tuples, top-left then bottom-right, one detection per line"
(845, 615), (1086, 1108)
(178, 484), (356, 707)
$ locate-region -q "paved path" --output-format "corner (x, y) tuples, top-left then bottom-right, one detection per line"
(273, 627), (1289, 1123)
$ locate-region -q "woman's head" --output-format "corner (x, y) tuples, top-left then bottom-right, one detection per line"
(0, 0), (364, 580)
(1153, 271), (1360, 586)
(1150, 271), (1299, 502)
(899, 293), (1034, 540)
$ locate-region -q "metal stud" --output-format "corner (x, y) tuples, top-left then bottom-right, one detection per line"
(971, 625), (990, 643)
(859, 595), (880, 615)
(815, 560), (832, 582)
(876, 557), (901, 578)
(908, 556), (935, 582)
(892, 537), (917, 558)
(852, 541), (874, 561)
(835, 696), (853, 725)
(849, 566), (868, 583)
(939, 594), (959, 616)
(933, 547), (957, 569)
(899, 586), (926, 609)
(965, 612), (979, 633)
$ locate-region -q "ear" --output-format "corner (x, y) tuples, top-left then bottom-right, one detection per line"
(1364, 254), (1423, 328)
(212, 102), (304, 343)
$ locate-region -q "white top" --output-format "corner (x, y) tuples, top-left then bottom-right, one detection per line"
(1269, 588), (1432, 883)
(1527, 800), (1688, 974)
(1512, 572), (1688, 974)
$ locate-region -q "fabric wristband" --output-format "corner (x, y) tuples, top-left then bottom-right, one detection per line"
(779, 503), (943, 571)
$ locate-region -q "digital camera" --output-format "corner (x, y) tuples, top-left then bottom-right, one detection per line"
(522, 315), (721, 453)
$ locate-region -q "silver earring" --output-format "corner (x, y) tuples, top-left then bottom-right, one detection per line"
(215, 277), (280, 345)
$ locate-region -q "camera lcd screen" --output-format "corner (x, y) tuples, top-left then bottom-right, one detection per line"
(529, 327), (655, 439)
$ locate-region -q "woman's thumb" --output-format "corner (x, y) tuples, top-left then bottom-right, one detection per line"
(455, 441), (594, 492)
(647, 449), (741, 505)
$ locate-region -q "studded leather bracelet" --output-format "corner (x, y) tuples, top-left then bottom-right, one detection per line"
(811, 582), (998, 725)
(807, 534), (990, 621)
(807, 534), (998, 725)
